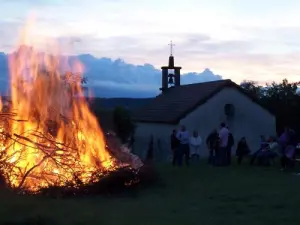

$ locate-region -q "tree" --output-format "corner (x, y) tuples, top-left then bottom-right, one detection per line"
(240, 79), (300, 136)
(264, 79), (300, 133)
(240, 80), (263, 99)
(113, 107), (135, 143)
(264, 79), (299, 103)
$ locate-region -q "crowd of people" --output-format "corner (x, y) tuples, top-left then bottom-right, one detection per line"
(170, 123), (298, 170)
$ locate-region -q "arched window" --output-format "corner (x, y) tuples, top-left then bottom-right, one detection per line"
(224, 103), (235, 117)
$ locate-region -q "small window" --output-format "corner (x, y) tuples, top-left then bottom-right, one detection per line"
(224, 104), (235, 116)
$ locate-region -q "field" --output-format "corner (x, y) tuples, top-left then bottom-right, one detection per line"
(1, 163), (300, 225)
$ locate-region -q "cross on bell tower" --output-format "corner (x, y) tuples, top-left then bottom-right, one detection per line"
(169, 40), (175, 56)
(160, 41), (182, 93)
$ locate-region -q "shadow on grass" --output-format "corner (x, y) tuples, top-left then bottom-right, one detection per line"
(2, 216), (54, 225)
(1, 161), (300, 225)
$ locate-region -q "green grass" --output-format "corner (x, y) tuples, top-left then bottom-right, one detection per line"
(1, 163), (300, 225)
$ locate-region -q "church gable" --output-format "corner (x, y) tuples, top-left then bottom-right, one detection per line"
(180, 86), (274, 126)
(133, 79), (273, 124)
(133, 42), (273, 124)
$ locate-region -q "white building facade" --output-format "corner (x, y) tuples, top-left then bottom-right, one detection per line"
(133, 80), (276, 161)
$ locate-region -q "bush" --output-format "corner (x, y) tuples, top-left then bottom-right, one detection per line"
(113, 107), (135, 143)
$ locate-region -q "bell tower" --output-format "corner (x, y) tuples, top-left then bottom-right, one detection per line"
(160, 41), (182, 93)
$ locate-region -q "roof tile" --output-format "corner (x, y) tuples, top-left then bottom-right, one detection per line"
(133, 79), (232, 123)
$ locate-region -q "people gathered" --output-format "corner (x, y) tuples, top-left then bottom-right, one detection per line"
(169, 123), (298, 170)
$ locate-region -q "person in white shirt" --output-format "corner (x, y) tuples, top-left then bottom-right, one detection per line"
(217, 123), (229, 166)
(176, 125), (190, 166)
(219, 123), (229, 148)
(189, 130), (202, 163)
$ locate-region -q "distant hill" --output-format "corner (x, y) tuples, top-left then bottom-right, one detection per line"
(0, 96), (152, 111)
(88, 97), (153, 131)
(0, 48), (223, 98)
(88, 97), (153, 111)
(0, 96), (151, 131)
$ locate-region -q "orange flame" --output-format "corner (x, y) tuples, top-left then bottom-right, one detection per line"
(0, 19), (117, 191)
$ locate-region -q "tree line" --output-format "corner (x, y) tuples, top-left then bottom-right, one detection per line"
(240, 79), (300, 138)
(108, 79), (300, 143)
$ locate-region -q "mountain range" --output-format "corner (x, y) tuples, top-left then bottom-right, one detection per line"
(0, 50), (223, 98)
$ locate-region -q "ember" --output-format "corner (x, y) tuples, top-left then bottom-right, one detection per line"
(0, 19), (144, 194)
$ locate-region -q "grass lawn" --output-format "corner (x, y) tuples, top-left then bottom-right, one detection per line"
(1, 163), (300, 225)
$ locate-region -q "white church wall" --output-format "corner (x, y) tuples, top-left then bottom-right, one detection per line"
(180, 87), (276, 156)
(133, 122), (175, 161)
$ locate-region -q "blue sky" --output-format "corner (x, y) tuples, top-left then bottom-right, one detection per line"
(1, 0), (300, 84)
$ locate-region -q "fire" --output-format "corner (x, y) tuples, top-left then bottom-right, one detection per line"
(0, 20), (119, 192)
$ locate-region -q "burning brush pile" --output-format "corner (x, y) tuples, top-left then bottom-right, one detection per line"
(0, 25), (156, 198)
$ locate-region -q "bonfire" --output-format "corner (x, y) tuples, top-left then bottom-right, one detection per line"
(0, 20), (143, 194)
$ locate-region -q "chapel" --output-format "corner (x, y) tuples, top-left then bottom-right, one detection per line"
(132, 43), (276, 161)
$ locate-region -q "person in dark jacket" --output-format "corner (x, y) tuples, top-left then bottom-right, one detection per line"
(170, 129), (180, 166)
(236, 137), (250, 164)
(226, 127), (234, 165)
(206, 129), (219, 165)
(176, 125), (190, 166)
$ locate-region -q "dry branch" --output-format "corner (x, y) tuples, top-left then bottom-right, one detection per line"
(0, 109), (145, 195)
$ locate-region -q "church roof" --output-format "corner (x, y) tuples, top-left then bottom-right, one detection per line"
(133, 79), (273, 124)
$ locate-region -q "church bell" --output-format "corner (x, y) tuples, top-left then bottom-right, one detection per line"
(160, 41), (182, 93)
(168, 74), (174, 84)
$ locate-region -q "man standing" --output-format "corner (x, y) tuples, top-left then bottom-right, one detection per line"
(206, 129), (219, 165)
(176, 125), (190, 166)
(170, 129), (180, 166)
(217, 123), (229, 166)
(226, 127), (234, 165)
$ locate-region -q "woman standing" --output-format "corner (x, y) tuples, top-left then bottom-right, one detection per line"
(189, 130), (202, 163)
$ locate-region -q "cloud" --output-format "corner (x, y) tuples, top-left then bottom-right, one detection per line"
(0, 0), (67, 6)
(1, 12), (300, 87)
(47, 31), (300, 85)
(0, 21), (23, 51)
(176, 34), (254, 56)
(76, 54), (222, 97)
(156, 31), (300, 83)
(0, 49), (222, 98)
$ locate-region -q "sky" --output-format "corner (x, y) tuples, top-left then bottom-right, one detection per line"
(1, 0), (300, 84)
